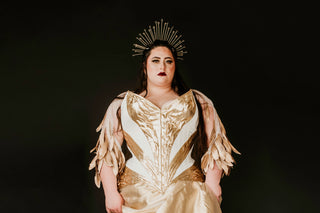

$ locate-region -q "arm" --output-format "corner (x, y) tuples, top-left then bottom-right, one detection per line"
(203, 104), (223, 201)
(89, 95), (127, 212)
(100, 130), (125, 213)
(205, 163), (222, 202)
(193, 90), (240, 203)
(100, 163), (124, 213)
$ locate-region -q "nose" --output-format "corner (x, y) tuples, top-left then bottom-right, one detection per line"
(160, 61), (165, 70)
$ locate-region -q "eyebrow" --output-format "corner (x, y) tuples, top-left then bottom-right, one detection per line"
(151, 56), (173, 59)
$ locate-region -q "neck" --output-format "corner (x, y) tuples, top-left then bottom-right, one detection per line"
(146, 85), (174, 97)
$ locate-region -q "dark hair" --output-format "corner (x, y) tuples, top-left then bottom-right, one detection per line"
(117, 40), (207, 175)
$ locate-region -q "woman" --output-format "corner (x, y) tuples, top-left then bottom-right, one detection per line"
(89, 20), (240, 213)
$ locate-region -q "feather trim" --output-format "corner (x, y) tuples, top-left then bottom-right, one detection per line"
(88, 92), (126, 188)
(192, 89), (240, 176)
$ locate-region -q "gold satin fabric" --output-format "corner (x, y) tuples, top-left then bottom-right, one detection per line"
(118, 90), (221, 212)
(120, 181), (221, 213)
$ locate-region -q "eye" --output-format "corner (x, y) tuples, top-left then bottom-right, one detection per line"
(166, 60), (173, 64)
(152, 59), (160, 63)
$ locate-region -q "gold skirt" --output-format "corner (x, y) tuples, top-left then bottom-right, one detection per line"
(120, 181), (222, 213)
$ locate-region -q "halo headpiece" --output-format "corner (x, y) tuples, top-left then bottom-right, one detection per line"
(132, 19), (187, 60)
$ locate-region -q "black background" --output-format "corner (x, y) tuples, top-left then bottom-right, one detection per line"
(1, 0), (319, 212)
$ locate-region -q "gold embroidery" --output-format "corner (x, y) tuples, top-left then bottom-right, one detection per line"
(172, 165), (204, 183)
(119, 165), (204, 191)
(118, 167), (158, 192)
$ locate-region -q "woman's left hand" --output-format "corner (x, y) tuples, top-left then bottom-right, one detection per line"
(205, 181), (222, 202)
(204, 163), (223, 203)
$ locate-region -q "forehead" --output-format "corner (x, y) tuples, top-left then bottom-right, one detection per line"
(149, 46), (174, 58)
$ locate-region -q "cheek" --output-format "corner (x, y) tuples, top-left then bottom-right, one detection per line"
(169, 64), (176, 74)
(146, 62), (157, 73)
(168, 67), (175, 80)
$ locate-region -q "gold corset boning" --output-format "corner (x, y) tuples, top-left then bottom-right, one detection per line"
(119, 90), (204, 193)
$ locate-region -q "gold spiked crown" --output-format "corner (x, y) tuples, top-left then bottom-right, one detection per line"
(132, 19), (187, 60)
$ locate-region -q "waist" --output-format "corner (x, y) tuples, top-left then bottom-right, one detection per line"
(118, 164), (204, 192)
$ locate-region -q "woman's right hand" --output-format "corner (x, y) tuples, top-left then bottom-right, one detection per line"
(99, 164), (125, 213)
(105, 191), (124, 213)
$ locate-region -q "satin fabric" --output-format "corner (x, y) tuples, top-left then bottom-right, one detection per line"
(121, 181), (221, 213)
(118, 90), (222, 212)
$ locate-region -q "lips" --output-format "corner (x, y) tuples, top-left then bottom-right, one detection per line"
(158, 72), (166, 76)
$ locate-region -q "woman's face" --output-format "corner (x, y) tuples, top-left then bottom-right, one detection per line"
(145, 46), (176, 88)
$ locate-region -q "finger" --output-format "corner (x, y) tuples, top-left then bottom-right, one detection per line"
(108, 208), (122, 213)
(113, 207), (122, 213)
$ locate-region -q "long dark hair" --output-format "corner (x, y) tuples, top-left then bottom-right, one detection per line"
(117, 40), (207, 173)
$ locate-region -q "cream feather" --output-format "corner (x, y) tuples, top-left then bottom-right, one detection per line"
(88, 94), (126, 188)
(193, 89), (241, 176)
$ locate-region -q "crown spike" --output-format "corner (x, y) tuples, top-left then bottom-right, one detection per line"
(160, 19), (164, 40)
(132, 50), (143, 54)
(138, 33), (147, 43)
(133, 53), (143, 56)
(138, 33), (148, 44)
(171, 35), (179, 46)
(176, 47), (187, 53)
(172, 35), (182, 47)
(168, 30), (178, 44)
(165, 26), (174, 42)
(163, 23), (169, 40)
(176, 47), (184, 52)
(155, 21), (160, 40)
(148, 26), (155, 41)
(132, 19), (187, 60)
(137, 36), (148, 46)
(154, 21), (158, 40)
(167, 30), (174, 44)
(133, 43), (147, 50)
(143, 30), (153, 45)
(141, 32), (150, 45)
(174, 39), (184, 49)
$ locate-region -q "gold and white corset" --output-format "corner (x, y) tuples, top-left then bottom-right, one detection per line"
(89, 89), (239, 192)
(119, 90), (204, 192)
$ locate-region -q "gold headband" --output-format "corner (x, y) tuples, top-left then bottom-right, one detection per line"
(132, 19), (187, 60)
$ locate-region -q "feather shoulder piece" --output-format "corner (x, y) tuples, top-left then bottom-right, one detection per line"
(89, 92), (126, 188)
(192, 89), (240, 176)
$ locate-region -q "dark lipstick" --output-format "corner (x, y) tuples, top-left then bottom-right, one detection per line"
(158, 72), (166, 76)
